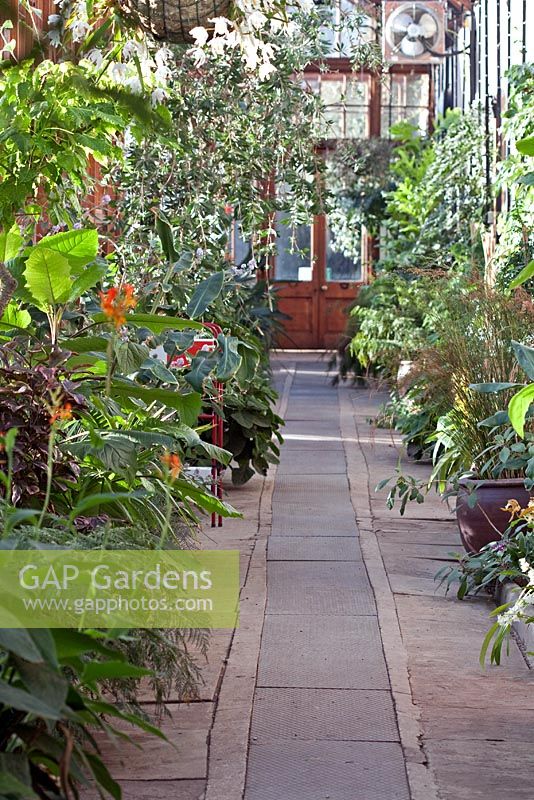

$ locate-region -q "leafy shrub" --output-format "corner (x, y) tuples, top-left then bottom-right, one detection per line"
(0, 624), (164, 800)
(0, 355), (85, 506)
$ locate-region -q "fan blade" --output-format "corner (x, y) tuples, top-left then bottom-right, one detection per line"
(400, 36), (425, 57)
(419, 12), (438, 39)
(390, 12), (413, 34)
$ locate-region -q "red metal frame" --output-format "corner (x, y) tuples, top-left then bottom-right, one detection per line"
(194, 323), (224, 528)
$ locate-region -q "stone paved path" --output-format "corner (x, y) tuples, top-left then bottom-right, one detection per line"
(88, 354), (534, 800)
(244, 359), (411, 800)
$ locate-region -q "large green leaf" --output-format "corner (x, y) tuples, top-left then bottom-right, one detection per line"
(0, 302), (31, 331)
(470, 382), (523, 394)
(14, 659), (68, 711)
(65, 335), (109, 354)
(115, 341), (150, 374)
(0, 226), (22, 262)
(216, 334), (242, 381)
(508, 383), (534, 438)
(509, 260), (534, 290)
(185, 353), (217, 393)
(92, 311), (204, 333)
(173, 479), (240, 517)
(82, 660), (151, 684)
(517, 136), (534, 156)
(109, 381), (202, 427)
(23, 247), (71, 308)
(65, 434), (138, 478)
(0, 679), (63, 719)
(68, 490), (146, 522)
(31, 229), (98, 271)
(68, 261), (107, 301)
(0, 770), (37, 799)
(186, 271), (224, 318)
(85, 753), (121, 800)
(0, 755), (37, 799)
(155, 211), (177, 262)
(140, 357), (179, 384)
(512, 340), (534, 381)
(0, 630), (43, 663)
(51, 629), (122, 661)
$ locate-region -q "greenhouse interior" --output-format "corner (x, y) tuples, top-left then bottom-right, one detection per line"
(0, 0), (533, 798)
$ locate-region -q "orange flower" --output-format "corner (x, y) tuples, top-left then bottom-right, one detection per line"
(50, 402), (73, 425)
(160, 451), (182, 480)
(99, 284), (137, 329)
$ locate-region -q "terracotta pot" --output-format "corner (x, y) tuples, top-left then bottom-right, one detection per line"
(455, 478), (531, 553)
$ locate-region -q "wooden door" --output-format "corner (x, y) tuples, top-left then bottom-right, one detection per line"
(273, 214), (364, 349)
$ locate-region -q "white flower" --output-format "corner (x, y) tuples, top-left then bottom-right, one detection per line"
(125, 75), (143, 94)
(248, 10), (267, 29)
(151, 87), (167, 106)
(86, 48), (103, 68)
(520, 558), (530, 574)
(70, 19), (90, 42)
(210, 16), (229, 36)
(190, 26), (209, 46)
(209, 36), (227, 56)
(122, 39), (141, 59)
(155, 46), (172, 67)
(258, 59), (275, 80)
(110, 61), (128, 84)
(48, 29), (61, 46)
(191, 47), (207, 67)
(155, 65), (171, 83)
(48, 13), (62, 26)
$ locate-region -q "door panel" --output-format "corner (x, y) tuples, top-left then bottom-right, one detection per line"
(274, 214), (362, 349)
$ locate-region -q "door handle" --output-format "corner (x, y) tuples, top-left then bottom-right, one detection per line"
(320, 284), (328, 291)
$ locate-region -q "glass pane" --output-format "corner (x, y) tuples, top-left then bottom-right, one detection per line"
(346, 109), (368, 137)
(381, 74), (430, 136)
(323, 108), (344, 138)
(274, 213), (312, 282)
(345, 78), (368, 104)
(406, 75), (429, 105)
(326, 225), (361, 282)
(320, 79), (343, 105)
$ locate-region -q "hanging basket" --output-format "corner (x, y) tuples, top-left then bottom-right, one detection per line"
(118, 0), (230, 43)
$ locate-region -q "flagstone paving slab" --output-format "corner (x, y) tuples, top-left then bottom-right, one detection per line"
(245, 741), (410, 800)
(257, 614), (389, 689)
(266, 560), (375, 615)
(250, 687), (399, 742)
(268, 535), (362, 561)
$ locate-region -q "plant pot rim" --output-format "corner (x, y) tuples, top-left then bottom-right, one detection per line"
(458, 476), (527, 487)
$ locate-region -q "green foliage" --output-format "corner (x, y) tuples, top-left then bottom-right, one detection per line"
(0, 621), (164, 800)
(380, 111), (486, 272)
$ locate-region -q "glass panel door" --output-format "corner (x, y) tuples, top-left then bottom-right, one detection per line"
(273, 212), (313, 282)
(325, 224), (361, 281)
